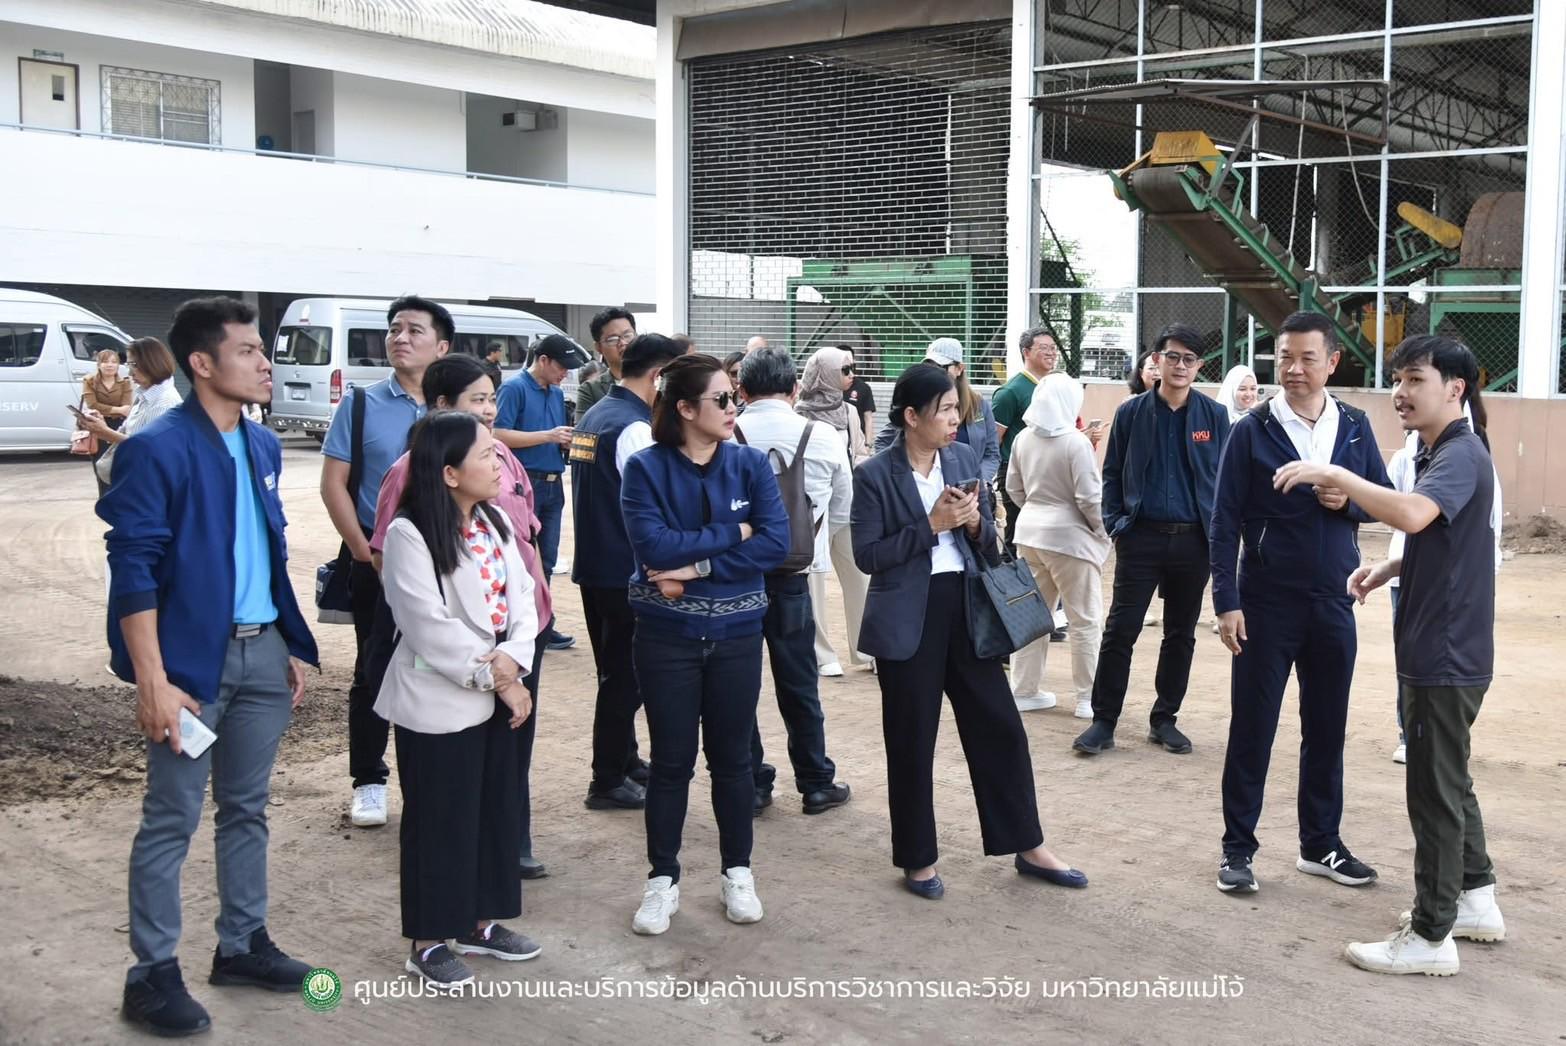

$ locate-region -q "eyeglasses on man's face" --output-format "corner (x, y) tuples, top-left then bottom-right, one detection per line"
(1160, 352), (1201, 368)
(600, 332), (636, 346)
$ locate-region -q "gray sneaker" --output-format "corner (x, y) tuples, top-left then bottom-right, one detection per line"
(452, 923), (542, 961)
(1217, 854), (1259, 894)
(405, 944), (474, 985)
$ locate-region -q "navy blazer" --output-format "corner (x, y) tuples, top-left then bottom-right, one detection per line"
(850, 434), (999, 661)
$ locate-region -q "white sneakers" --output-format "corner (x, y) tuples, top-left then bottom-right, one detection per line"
(1392, 743), (1407, 764)
(1399, 884), (1506, 942)
(1345, 925), (1460, 976)
(1073, 698), (1094, 719)
(1014, 692), (1057, 712)
(350, 784), (388, 827)
(632, 876), (680, 935)
(721, 867), (764, 924)
(818, 662), (844, 678)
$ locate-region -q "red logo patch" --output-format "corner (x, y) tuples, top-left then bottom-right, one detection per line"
(1192, 430), (1212, 443)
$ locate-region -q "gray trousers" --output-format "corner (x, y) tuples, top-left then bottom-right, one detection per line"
(128, 628), (293, 981)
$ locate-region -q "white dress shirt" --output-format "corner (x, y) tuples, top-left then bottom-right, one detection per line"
(1271, 392), (1339, 465)
(732, 398), (852, 573)
(910, 454), (966, 575)
(616, 418), (654, 475)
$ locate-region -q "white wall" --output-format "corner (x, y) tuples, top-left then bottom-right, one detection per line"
(0, 21), (255, 146)
(253, 59), (290, 150)
(287, 64), (332, 155)
(332, 72), (464, 171)
(567, 108), (655, 194)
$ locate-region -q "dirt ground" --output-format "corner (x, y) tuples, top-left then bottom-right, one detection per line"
(0, 444), (1563, 1045)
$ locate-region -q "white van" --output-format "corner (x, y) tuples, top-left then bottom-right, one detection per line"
(268, 298), (568, 437)
(0, 289), (131, 452)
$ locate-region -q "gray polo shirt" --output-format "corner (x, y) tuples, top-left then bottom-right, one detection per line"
(1395, 419), (1495, 688)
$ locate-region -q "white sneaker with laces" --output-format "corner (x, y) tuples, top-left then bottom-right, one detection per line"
(1345, 924), (1459, 976)
(350, 784), (388, 827)
(1073, 698), (1094, 720)
(1392, 743), (1407, 764)
(1399, 884), (1505, 942)
(721, 867), (764, 924)
(632, 876), (680, 936)
(818, 662), (844, 678)
(1014, 692), (1057, 712)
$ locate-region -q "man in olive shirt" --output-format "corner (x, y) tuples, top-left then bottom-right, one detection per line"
(991, 327), (1060, 554)
(574, 307), (636, 424)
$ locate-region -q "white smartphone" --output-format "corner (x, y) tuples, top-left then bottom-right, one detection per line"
(177, 707), (218, 759)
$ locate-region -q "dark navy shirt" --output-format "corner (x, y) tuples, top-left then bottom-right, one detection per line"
(1142, 393), (1199, 524)
(496, 369), (567, 473)
(1396, 419), (1495, 687)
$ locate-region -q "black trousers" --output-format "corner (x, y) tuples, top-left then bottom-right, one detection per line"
(394, 699), (521, 941)
(1090, 524), (1209, 729)
(999, 475), (1021, 557)
(517, 617), (548, 858)
(752, 572), (836, 794)
(876, 573), (1044, 870)
(581, 586), (643, 791)
(1220, 593), (1356, 857)
(348, 557), (394, 787)
(635, 626), (763, 883)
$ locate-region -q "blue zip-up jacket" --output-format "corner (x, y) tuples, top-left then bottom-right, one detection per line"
(620, 440), (790, 640)
(1209, 396), (1391, 615)
(97, 399), (320, 702)
(1101, 384), (1231, 540)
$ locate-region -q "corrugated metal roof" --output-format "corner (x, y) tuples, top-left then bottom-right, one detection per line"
(190, 0), (654, 78)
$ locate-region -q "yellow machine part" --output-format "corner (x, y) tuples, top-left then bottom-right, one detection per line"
(1116, 130), (1222, 184)
(1360, 302), (1408, 353)
(1396, 201), (1463, 249)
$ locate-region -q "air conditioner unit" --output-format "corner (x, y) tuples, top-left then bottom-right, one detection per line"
(502, 108), (558, 132)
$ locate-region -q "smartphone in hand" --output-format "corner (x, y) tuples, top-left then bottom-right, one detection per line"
(950, 478), (980, 497)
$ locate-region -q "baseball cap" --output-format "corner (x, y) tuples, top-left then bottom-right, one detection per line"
(924, 337), (964, 367)
(533, 333), (590, 369)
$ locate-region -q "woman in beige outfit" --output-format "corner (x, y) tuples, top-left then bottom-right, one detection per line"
(1005, 374), (1110, 718)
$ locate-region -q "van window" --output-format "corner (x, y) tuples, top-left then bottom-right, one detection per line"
(65, 327), (129, 362)
(0, 326), (47, 367)
(275, 326), (332, 366)
(455, 333), (531, 366)
(346, 329), (392, 368)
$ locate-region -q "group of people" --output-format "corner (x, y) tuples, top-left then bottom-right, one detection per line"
(96, 293), (1502, 1036)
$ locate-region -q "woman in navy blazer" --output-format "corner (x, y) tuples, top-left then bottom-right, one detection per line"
(851, 365), (1087, 899)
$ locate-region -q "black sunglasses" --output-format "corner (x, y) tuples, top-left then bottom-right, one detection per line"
(698, 392), (737, 410)
(841, 365), (855, 375)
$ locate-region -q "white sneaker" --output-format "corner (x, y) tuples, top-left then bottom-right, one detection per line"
(1399, 884), (1505, 942)
(720, 867), (764, 924)
(1392, 743), (1407, 764)
(1345, 924), (1459, 976)
(818, 662), (844, 678)
(1144, 613), (1159, 627)
(632, 876), (680, 935)
(1073, 698), (1094, 720)
(1014, 692), (1057, 712)
(350, 784), (388, 827)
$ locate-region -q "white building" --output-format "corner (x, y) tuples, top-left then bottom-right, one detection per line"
(0, 0), (657, 345)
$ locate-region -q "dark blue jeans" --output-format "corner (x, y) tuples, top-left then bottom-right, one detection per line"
(752, 572), (835, 794)
(634, 623), (763, 883)
(528, 472), (565, 579)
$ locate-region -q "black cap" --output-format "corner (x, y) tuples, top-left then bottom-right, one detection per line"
(533, 333), (590, 368)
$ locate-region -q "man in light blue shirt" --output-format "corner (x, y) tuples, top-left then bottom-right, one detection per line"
(223, 428), (278, 625)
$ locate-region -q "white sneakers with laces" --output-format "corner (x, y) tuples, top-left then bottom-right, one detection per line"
(1345, 924), (1459, 976)
(632, 876), (680, 936)
(350, 784), (388, 827)
(1399, 884), (1505, 942)
(1073, 698), (1094, 720)
(1014, 692), (1057, 712)
(721, 867), (764, 924)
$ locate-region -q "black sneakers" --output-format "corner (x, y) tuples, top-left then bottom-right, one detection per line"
(1297, 845), (1378, 887)
(451, 922), (542, 961)
(406, 943), (474, 986)
(584, 778), (645, 810)
(123, 960), (211, 1038)
(1217, 854), (1259, 893)
(208, 927), (311, 992)
(1072, 721), (1116, 755)
(802, 782), (852, 815)
(1147, 721), (1193, 754)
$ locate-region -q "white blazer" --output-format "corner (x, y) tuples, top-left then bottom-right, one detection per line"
(375, 515), (538, 734)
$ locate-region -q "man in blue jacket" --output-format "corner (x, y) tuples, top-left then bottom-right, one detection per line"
(1074, 324), (1230, 756)
(1210, 311), (1390, 895)
(99, 297), (321, 1038)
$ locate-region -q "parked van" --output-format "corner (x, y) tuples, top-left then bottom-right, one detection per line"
(0, 289), (131, 452)
(268, 298), (568, 437)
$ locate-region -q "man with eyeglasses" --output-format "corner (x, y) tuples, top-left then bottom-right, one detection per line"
(575, 308), (637, 425)
(1073, 323), (1230, 758)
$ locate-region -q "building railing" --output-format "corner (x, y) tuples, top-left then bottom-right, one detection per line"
(0, 121), (653, 197)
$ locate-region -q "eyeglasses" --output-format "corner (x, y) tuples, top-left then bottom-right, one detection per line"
(1160, 352), (1201, 368)
(601, 333), (636, 346)
(841, 365), (855, 375)
(699, 392), (737, 410)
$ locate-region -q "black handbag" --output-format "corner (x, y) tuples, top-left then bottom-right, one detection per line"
(964, 549), (1052, 660)
(315, 387), (367, 624)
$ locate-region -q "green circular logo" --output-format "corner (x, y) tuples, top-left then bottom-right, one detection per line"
(301, 968), (342, 1012)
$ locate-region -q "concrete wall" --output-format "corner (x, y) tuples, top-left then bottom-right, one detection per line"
(252, 59), (291, 151)
(287, 64), (332, 155)
(568, 108), (655, 193)
(333, 72), (464, 170)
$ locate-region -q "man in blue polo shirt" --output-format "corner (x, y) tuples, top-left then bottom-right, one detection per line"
(496, 333), (590, 651)
(101, 297), (320, 1038)
(320, 295), (449, 829)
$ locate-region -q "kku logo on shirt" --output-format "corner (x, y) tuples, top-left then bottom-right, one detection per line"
(1191, 430), (1212, 443)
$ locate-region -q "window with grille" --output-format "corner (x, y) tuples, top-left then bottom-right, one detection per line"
(686, 21), (1012, 384)
(101, 67), (221, 145)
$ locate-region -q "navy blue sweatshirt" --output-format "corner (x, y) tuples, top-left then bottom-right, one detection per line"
(620, 440), (790, 639)
(569, 385), (649, 589)
(1209, 396), (1391, 614)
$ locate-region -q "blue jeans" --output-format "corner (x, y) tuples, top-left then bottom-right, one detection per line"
(528, 471), (565, 579)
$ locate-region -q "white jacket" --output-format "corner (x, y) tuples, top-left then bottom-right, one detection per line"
(375, 515), (538, 734)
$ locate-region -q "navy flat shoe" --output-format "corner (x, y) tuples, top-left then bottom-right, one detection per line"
(1015, 854), (1088, 888)
(902, 872), (945, 900)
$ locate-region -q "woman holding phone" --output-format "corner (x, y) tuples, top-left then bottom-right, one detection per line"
(78, 338), (182, 497)
(851, 364), (1088, 900)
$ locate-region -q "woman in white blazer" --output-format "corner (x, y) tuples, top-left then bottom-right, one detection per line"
(376, 411), (540, 987)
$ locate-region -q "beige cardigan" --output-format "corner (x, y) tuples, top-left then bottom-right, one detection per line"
(1004, 426), (1111, 567)
(375, 516), (538, 735)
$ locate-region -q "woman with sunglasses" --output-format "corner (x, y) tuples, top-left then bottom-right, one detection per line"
(618, 353), (790, 935)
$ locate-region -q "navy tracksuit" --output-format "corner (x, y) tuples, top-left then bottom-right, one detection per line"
(1210, 398), (1390, 858)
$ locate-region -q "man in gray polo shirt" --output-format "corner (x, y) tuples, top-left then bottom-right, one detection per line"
(1274, 335), (1501, 978)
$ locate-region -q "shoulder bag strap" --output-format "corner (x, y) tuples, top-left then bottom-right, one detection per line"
(347, 384), (367, 511)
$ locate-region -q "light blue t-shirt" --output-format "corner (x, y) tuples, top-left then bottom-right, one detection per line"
(321, 378), (426, 529)
(222, 428), (278, 625)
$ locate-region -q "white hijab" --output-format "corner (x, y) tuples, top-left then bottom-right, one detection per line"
(1217, 364), (1258, 422)
(1022, 372), (1083, 437)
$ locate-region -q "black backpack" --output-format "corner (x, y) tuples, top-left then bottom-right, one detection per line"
(734, 421), (821, 574)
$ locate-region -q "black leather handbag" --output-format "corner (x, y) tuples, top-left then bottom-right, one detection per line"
(964, 550), (1052, 660)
